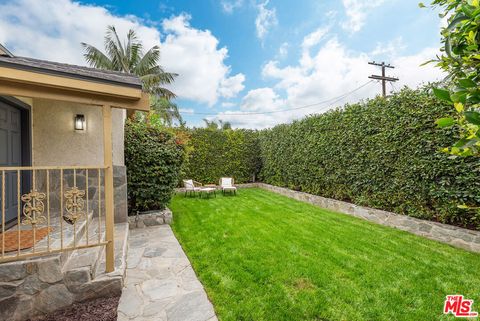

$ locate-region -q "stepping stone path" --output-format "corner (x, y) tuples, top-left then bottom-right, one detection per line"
(117, 225), (217, 321)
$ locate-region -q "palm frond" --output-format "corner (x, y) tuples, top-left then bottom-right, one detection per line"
(125, 29), (142, 72)
(105, 25), (128, 72)
(149, 86), (177, 100)
(141, 68), (177, 84)
(134, 46), (160, 76)
(81, 25), (177, 100)
(81, 42), (113, 69)
(150, 96), (183, 126)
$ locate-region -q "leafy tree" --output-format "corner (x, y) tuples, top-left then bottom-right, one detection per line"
(203, 119), (219, 130)
(219, 120), (232, 130)
(150, 96), (184, 127)
(423, 0), (480, 156)
(203, 119), (232, 130)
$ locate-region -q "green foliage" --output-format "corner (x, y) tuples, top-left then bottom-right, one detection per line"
(82, 25), (177, 100)
(124, 119), (185, 213)
(258, 87), (480, 229)
(425, 0), (480, 156)
(149, 96), (184, 127)
(184, 128), (261, 184)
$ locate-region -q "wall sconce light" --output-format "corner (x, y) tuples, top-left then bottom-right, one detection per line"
(74, 114), (86, 131)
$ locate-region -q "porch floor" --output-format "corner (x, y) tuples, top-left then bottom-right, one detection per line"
(117, 225), (217, 321)
(1, 212), (103, 260)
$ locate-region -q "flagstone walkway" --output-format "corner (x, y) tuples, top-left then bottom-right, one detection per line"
(117, 225), (217, 321)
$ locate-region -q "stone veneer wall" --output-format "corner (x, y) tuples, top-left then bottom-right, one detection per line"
(127, 208), (172, 229)
(248, 183), (480, 253)
(0, 223), (129, 320)
(0, 253), (122, 320)
(113, 165), (128, 223)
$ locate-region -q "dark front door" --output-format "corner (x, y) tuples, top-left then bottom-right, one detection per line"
(0, 100), (22, 226)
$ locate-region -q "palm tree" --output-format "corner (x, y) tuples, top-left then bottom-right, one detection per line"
(203, 119), (219, 130)
(150, 96), (184, 126)
(218, 120), (232, 130)
(203, 119), (232, 130)
(82, 26), (182, 123)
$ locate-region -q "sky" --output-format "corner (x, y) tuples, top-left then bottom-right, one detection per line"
(0, 0), (445, 128)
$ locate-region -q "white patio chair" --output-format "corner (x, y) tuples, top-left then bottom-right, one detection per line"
(183, 179), (202, 197)
(219, 177), (237, 195)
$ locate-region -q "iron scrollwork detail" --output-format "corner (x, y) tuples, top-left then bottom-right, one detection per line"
(64, 187), (86, 225)
(21, 190), (47, 226)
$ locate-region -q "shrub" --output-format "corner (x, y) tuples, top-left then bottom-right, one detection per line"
(258, 87), (480, 229)
(125, 119), (185, 213)
(184, 128), (261, 184)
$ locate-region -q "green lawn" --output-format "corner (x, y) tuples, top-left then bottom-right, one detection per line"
(170, 188), (480, 321)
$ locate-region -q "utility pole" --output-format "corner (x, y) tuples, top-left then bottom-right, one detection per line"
(368, 61), (399, 97)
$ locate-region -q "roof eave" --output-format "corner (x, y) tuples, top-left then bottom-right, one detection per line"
(0, 60), (142, 89)
(0, 65), (149, 111)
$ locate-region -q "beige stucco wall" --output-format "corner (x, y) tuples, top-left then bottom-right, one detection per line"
(29, 98), (125, 166)
(111, 106), (125, 166)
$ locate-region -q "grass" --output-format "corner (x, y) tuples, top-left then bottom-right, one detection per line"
(170, 188), (480, 321)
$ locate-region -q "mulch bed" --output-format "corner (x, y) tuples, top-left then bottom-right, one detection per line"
(27, 296), (120, 321)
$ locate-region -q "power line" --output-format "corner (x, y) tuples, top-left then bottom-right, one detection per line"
(180, 80), (375, 117)
(368, 61), (399, 97)
(390, 81), (399, 93)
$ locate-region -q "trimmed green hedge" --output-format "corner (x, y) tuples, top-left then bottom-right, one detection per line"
(259, 87), (480, 229)
(125, 120), (185, 213)
(184, 128), (261, 184)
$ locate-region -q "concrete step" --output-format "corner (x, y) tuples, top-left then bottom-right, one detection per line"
(58, 223), (128, 304)
(94, 223), (129, 280)
(62, 221), (128, 285)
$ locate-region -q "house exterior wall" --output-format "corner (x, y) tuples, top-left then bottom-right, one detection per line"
(14, 97), (129, 222)
(31, 98), (125, 167)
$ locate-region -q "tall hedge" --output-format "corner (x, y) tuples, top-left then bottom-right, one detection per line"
(184, 128), (261, 184)
(259, 87), (480, 229)
(125, 120), (185, 213)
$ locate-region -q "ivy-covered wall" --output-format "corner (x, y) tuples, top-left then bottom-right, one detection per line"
(184, 128), (261, 184)
(258, 87), (480, 229)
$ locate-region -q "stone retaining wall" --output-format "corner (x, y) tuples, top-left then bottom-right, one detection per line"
(0, 223), (129, 320)
(128, 208), (172, 229)
(253, 183), (480, 253)
(0, 254), (122, 320)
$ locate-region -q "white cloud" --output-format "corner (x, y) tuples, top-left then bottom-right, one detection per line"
(219, 73), (246, 98)
(241, 88), (285, 112)
(255, 0), (278, 41)
(392, 47), (444, 89)
(371, 37), (406, 57)
(265, 37), (376, 109)
(277, 42), (289, 59)
(0, 0), (245, 106)
(341, 0), (385, 33)
(0, 0), (160, 65)
(221, 0), (244, 14)
(179, 108), (194, 113)
(221, 102), (236, 108)
(217, 31), (444, 129)
(302, 27), (329, 51)
(161, 14), (245, 105)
